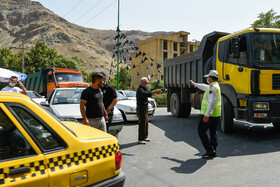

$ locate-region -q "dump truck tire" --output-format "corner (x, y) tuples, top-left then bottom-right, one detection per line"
(221, 95), (234, 133)
(170, 92), (186, 118)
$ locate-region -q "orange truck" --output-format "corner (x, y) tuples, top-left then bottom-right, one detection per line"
(23, 67), (89, 97)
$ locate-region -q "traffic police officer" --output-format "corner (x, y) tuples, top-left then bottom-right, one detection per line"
(190, 70), (221, 158)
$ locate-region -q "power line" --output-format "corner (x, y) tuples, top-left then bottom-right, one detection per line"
(73, 0), (103, 23)
(83, 0), (117, 25)
(63, 0), (84, 18)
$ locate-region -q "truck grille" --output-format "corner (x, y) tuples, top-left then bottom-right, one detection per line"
(272, 74), (280, 90)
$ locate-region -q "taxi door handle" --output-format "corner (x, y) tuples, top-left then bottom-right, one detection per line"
(9, 167), (30, 175)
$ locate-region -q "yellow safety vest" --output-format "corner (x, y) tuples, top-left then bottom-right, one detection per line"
(200, 81), (221, 117)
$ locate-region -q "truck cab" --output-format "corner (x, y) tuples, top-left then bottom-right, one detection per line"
(46, 68), (89, 96)
(23, 67), (89, 97)
(216, 28), (280, 132)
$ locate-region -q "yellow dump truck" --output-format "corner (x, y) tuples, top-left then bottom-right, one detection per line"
(164, 28), (280, 133)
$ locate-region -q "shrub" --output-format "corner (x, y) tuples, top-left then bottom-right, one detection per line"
(152, 92), (167, 106)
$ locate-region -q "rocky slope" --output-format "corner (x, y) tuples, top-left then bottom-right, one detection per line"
(0, 0), (171, 75)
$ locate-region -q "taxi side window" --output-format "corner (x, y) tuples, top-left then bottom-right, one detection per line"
(11, 106), (64, 151)
(0, 108), (36, 161)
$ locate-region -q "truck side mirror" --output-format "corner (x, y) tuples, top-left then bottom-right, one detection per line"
(47, 74), (52, 83)
(83, 76), (87, 82)
(231, 36), (240, 58)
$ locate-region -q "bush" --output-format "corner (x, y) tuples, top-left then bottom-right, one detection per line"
(152, 92), (167, 106)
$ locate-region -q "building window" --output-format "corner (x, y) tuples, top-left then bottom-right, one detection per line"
(163, 52), (168, 60)
(163, 40), (168, 50)
(190, 45), (194, 52)
(174, 53), (178, 58)
(173, 42), (178, 51)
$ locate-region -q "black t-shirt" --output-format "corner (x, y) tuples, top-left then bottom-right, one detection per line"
(81, 87), (104, 118)
(136, 85), (152, 106)
(101, 83), (117, 109)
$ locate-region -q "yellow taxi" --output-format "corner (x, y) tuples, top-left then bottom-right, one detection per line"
(0, 92), (125, 187)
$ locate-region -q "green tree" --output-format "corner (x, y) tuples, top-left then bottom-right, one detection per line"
(252, 9), (280, 28)
(25, 40), (59, 74)
(0, 48), (21, 71)
(109, 66), (131, 90)
(149, 80), (163, 91)
(23, 40), (87, 76)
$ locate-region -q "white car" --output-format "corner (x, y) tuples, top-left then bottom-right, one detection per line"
(118, 90), (157, 109)
(116, 92), (155, 122)
(26, 90), (46, 104)
(41, 87), (124, 136)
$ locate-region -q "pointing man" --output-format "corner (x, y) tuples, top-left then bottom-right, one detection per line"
(136, 76), (162, 144)
(190, 70), (221, 158)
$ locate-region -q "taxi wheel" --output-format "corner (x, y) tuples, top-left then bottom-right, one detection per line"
(272, 122), (280, 130)
(221, 96), (233, 133)
(170, 92), (186, 118)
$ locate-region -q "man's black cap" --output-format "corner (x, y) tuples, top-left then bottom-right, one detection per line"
(99, 71), (106, 77)
(92, 72), (104, 79)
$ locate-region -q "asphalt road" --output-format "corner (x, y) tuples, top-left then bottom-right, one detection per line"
(118, 107), (280, 187)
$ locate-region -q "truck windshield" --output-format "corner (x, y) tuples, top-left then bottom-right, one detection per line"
(55, 73), (83, 82)
(253, 33), (280, 65)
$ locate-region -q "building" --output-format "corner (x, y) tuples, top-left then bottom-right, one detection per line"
(130, 31), (200, 90)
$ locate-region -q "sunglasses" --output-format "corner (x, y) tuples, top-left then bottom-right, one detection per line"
(10, 80), (18, 83)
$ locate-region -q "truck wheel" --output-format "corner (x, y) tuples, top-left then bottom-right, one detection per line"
(170, 92), (186, 118)
(204, 56), (213, 75)
(221, 96), (234, 133)
(272, 122), (280, 130)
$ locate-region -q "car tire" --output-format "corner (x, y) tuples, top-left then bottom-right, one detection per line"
(221, 95), (234, 133)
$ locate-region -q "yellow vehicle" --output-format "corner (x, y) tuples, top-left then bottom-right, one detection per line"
(164, 28), (280, 133)
(0, 92), (125, 186)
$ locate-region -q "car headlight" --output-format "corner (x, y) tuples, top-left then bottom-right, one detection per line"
(113, 113), (123, 121)
(253, 102), (269, 110)
(130, 107), (136, 112)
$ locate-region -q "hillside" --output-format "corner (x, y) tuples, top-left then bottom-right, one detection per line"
(0, 0), (172, 75)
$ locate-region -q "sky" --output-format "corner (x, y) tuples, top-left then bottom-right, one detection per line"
(33, 0), (280, 41)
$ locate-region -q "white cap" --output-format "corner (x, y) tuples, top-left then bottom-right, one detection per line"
(203, 70), (219, 78)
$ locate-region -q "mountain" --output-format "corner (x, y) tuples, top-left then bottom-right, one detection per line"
(0, 0), (173, 75)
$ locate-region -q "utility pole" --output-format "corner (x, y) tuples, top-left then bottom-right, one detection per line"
(21, 38), (25, 73)
(116, 0), (120, 90)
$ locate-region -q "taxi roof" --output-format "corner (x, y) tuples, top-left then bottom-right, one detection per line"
(0, 92), (31, 100)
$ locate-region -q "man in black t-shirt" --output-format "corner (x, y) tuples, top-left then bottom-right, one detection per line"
(80, 73), (108, 132)
(100, 72), (118, 133)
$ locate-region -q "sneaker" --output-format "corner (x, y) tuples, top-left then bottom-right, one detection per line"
(201, 151), (216, 158)
(144, 138), (151, 142)
(138, 141), (146, 144)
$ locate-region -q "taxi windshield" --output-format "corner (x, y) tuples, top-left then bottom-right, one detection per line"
(253, 33), (280, 65)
